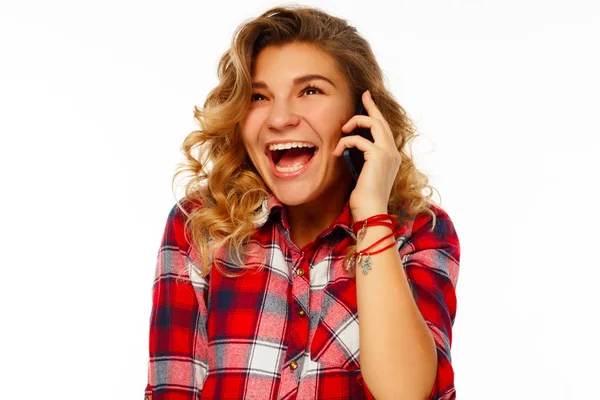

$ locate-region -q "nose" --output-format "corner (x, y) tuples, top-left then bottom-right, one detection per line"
(266, 99), (301, 132)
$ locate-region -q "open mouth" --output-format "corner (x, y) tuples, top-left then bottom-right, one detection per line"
(268, 145), (318, 174)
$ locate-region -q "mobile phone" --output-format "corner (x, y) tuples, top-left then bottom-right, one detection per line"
(343, 99), (374, 182)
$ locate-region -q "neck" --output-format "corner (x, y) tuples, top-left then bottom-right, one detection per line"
(285, 181), (354, 248)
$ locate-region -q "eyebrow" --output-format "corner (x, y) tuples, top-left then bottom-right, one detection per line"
(251, 74), (336, 89)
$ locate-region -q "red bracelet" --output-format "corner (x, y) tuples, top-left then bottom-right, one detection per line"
(352, 214), (400, 241)
(353, 221), (395, 241)
(352, 213), (396, 231)
(345, 225), (404, 275)
(356, 227), (396, 251)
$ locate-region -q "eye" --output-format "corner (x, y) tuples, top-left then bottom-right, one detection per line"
(250, 84), (323, 102)
(302, 84), (323, 96)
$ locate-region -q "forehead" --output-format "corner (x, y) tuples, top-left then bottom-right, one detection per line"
(252, 42), (344, 85)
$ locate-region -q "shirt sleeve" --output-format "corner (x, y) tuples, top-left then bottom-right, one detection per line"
(144, 203), (210, 400)
(400, 206), (460, 400)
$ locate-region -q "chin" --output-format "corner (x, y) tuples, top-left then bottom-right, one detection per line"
(261, 166), (349, 207)
(270, 185), (316, 206)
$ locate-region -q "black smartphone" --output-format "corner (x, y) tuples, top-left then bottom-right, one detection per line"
(343, 99), (373, 182)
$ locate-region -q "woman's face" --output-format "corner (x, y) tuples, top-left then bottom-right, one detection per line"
(239, 42), (354, 207)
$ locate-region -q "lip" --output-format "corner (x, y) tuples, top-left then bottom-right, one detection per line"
(267, 147), (318, 179)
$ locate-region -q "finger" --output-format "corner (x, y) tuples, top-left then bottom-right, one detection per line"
(341, 91), (376, 133)
(341, 115), (388, 145)
(332, 134), (377, 157)
(361, 90), (387, 124)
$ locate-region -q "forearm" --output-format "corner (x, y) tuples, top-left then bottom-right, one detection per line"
(355, 225), (437, 400)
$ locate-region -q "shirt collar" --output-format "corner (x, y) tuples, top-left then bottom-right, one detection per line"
(252, 192), (356, 239)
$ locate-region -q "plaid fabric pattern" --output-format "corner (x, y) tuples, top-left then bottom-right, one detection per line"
(145, 193), (460, 399)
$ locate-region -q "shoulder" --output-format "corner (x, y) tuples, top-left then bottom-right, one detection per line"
(167, 196), (203, 219)
(161, 197), (204, 255)
(413, 204), (458, 241)
(401, 204), (458, 243)
(397, 204), (460, 281)
(158, 197), (211, 280)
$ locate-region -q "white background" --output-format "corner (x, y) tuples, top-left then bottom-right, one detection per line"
(1, 0), (598, 399)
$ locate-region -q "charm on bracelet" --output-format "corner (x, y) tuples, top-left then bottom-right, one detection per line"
(357, 221), (367, 242)
(361, 256), (373, 275)
(344, 254), (355, 272)
(343, 253), (374, 274)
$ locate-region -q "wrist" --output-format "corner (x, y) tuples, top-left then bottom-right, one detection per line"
(355, 225), (395, 251)
(352, 209), (389, 223)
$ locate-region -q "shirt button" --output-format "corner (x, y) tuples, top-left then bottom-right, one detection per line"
(290, 360), (299, 370)
(297, 308), (306, 317)
(296, 268), (305, 276)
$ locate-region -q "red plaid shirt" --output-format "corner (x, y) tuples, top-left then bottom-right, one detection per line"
(145, 193), (459, 399)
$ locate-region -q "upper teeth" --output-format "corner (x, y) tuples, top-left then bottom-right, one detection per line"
(268, 142), (316, 151)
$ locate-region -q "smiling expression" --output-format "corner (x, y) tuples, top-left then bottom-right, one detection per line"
(238, 42), (355, 207)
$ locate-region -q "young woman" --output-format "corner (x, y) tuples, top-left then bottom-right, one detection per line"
(144, 5), (460, 400)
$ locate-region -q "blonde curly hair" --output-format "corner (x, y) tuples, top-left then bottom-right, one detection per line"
(172, 5), (441, 279)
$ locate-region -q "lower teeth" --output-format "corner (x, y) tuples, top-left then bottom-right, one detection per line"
(275, 163), (305, 172)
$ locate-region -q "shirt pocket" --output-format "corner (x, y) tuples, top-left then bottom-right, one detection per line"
(309, 278), (361, 371)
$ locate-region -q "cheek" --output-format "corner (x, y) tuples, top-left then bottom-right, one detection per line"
(239, 113), (261, 141)
(239, 128), (257, 151)
(237, 137), (253, 164)
(325, 129), (343, 149)
(316, 112), (345, 141)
